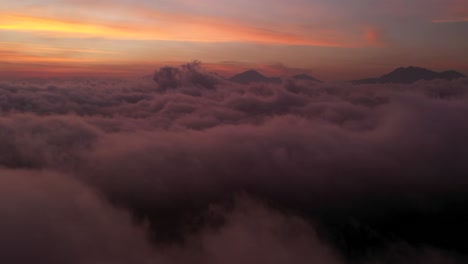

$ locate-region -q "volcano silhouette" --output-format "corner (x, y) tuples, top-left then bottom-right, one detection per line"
(229, 70), (321, 84)
(229, 70), (281, 84)
(352, 66), (466, 84)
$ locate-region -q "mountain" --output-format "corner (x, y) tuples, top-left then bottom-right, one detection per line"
(229, 70), (322, 84)
(439, 70), (466, 80)
(291, 74), (322, 83)
(229, 70), (282, 84)
(352, 66), (466, 84)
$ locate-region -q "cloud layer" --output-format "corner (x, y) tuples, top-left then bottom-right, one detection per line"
(1, 64), (468, 263)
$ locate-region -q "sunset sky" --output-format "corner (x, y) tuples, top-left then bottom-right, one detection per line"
(1, 0), (467, 80)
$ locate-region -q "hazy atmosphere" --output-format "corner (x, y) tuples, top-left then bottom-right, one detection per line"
(1, 1), (468, 264)
(1, 0), (467, 79)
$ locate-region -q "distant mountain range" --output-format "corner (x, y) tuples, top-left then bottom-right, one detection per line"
(352, 66), (466, 84)
(291, 73), (322, 82)
(229, 70), (321, 84)
(229, 67), (466, 85)
(150, 66), (465, 85)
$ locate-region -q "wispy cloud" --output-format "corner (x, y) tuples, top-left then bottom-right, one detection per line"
(0, 12), (370, 47)
(362, 26), (387, 46)
(432, 17), (468, 23)
(0, 41), (116, 55)
(1, 0), (467, 79)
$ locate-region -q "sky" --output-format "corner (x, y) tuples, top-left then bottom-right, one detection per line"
(0, 0), (467, 80)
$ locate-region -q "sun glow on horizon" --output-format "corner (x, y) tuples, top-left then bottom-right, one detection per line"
(0, 0), (467, 79)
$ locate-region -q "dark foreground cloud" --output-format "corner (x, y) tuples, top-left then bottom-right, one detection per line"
(0, 64), (468, 263)
(0, 169), (154, 264)
(0, 169), (346, 264)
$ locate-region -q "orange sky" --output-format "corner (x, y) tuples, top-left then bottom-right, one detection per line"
(1, 0), (467, 80)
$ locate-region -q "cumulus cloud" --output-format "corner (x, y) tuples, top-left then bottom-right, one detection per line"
(0, 63), (467, 263)
(153, 61), (221, 92)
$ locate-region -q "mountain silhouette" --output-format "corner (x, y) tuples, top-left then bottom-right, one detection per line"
(352, 66), (466, 84)
(229, 70), (282, 84)
(229, 70), (321, 84)
(291, 74), (322, 83)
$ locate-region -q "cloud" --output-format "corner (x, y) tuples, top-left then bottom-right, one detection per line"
(0, 64), (467, 263)
(153, 61), (220, 91)
(0, 169), (155, 264)
(432, 17), (468, 23)
(362, 26), (387, 46)
(0, 12), (360, 47)
(0, 170), (344, 264)
(161, 195), (343, 264)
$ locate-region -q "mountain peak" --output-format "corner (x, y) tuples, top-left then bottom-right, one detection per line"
(229, 70), (281, 84)
(244, 69), (262, 74)
(292, 74), (321, 82)
(353, 66), (466, 84)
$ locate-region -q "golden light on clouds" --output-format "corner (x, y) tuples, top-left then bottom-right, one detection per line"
(0, 15), (159, 39)
(1, 0), (466, 79)
(0, 14), (358, 47)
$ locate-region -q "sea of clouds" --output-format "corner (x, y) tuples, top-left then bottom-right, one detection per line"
(1, 62), (467, 263)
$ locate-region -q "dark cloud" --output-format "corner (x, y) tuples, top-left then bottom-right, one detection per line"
(0, 114), (100, 169)
(0, 64), (467, 263)
(153, 61), (221, 92)
(0, 169), (155, 264)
